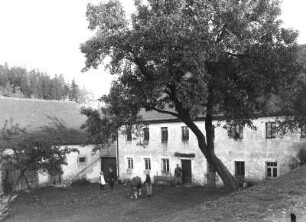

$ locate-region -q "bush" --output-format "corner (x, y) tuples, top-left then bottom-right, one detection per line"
(288, 156), (300, 170)
(70, 178), (90, 187)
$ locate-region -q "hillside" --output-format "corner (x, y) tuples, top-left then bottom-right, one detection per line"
(159, 165), (306, 222)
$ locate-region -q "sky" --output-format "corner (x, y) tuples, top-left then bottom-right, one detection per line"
(0, 0), (305, 101)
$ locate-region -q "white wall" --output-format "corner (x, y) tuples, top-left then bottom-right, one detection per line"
(118, 117), (305, 185)
(38, 145), (101, 185)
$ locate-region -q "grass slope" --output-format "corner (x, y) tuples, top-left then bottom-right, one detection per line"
(160, 165), (306, 222)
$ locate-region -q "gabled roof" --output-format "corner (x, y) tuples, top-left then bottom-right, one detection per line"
(0, 97), (88, 145)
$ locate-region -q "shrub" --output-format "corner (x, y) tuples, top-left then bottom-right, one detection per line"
(288, 156), (300, 170)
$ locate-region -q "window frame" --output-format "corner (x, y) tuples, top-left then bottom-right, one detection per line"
(143, 127), (150, 141)
(161, 158), (170, 174)
(182, 126), (189, 142)
(228, 124), (243, 140)
(266, 162), (278, 178)
(78, 156), (87, 165)
(126, 126), (132, 141)
(235, 161), (245, 178)
(161, 127), (168, 143)
(127, 157), (134, 170)
(144, 158), (151, 171)
(266, 122), (277, 139)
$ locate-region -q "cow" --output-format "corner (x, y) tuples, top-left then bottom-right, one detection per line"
(126, 176), (142, 199)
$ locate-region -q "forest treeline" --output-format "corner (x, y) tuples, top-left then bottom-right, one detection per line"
(0, 64), (91, 104)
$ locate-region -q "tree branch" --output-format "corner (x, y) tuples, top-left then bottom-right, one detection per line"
(148, 107), (179, 117)
(215, 24), (228, 43)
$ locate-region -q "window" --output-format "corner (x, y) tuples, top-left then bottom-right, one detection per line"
(143, 127), (150, 141)
(127, 158), (133, 170)
(266, 122), (276, 139)
(161, 127), (168, 143)
(266, 162), (277, 178)
(161, 158), (169, 173)
(235, 161), (245, 178)
(301, 125), (306, 138)
(126, 127), (132, 141)
(228, 125), (243, 140)
(78, 156), (87, 165)
(144, 158), (151, 170)
(182, 126), (189, 142)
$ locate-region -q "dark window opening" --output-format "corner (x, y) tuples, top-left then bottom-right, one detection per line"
(143, 127), (150, 141)
(266, 122), (277, 139)
(228, 125), (243, 140)
(266, 162), (277, 178)
(182, 126), (189, 142)
(161, 127), (168, 143)
(235, 161), (245, 178)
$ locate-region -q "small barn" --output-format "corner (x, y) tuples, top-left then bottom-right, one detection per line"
(0, 97), (115, 193)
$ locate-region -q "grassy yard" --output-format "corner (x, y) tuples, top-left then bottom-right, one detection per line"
(5, 184), (226, 222)
(159, 165), (306, 222)
(5, 165), (306, 222)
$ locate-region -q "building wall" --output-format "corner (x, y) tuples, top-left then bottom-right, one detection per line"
(118, 117), (305, 185)
(38, 145), (101, 185)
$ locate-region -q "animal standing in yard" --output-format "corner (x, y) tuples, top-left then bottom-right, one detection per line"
(127, 176), (142, 199)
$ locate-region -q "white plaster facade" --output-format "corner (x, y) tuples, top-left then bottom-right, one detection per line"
(38, 145), (101, 185)
(117, 116), (305, 186)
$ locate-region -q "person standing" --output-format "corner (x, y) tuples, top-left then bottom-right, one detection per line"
(144, 173), (152, 198)
(108, 167), (115, 190)
(100, 171), (106, 190)
(174, 164), (183, 185)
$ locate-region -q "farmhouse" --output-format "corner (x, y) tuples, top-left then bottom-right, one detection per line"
(0, 97), (115, 192)
(117, 110), (305, 187)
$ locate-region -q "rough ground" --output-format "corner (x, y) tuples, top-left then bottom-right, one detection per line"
(5, 165), (306, 222)
(159, 165), (306, 222)
(5, 184), (226, 222)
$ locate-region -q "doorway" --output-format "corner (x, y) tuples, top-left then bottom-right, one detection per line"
(101, 157), (117, 182)
(181, 159), (192, 184)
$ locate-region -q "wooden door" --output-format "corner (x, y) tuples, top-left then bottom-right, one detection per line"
(181, 159), (192, 184)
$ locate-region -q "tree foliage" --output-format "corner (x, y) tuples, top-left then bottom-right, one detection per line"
(81, 0), (300, 192)
(81, 107), (117, 153)
(0, 63), (87, 103)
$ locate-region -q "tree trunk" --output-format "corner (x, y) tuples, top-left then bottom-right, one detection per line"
(181, 113), (238, 192)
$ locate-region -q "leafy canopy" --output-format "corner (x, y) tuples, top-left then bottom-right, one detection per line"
(81, 0), (299, 127)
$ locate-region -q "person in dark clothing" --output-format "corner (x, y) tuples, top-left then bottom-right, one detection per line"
(144, 173), (152, 198)
(174, 164), (183, 185)
(108, 167), (115, 190)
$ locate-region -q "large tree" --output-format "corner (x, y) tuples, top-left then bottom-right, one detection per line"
(81, 0), (300, 192)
